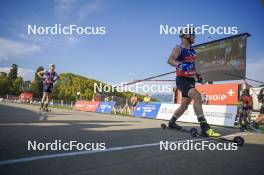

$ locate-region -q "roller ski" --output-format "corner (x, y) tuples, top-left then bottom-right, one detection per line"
(190, 127), (245, 146)
(42, 108), (51, 112)
(39, 103), (51, 112)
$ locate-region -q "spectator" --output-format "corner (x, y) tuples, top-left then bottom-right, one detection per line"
(143, 94), (151, 103)
(254, 88), (264, 130)
(239, 89), (252, 131)
(104, 96), (109, 102)
(130, 93), (138, 111)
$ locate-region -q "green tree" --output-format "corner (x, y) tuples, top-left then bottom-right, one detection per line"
(8, 64), (18, 81)
(0, 72), (7, 77)
(51, 73), (142, 102)
(30, 66), (44, 99)
(0, 75), (11, 97)
(6, 64), (24, 95)
(11, 77), (24, 95)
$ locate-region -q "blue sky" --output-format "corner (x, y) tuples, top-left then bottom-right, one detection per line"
(0, 0), (264, 86)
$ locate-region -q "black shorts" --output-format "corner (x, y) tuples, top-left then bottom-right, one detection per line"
(43, 84), (53, 93)
(132, 103), (137, 107)
(176, 76), (195, 98)
(242, 106), (252, 111)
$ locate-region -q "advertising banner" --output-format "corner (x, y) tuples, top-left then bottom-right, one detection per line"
(177, 83), (239, 105)
(74, 101), (99, 112)
(133, 102), (161, 119)
(96, 101), (116, 113)
(157, 103), (237, 126)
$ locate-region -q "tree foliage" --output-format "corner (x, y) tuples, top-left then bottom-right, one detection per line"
(30, 66), (44, 98)
(11, 77), (23, 95)
(0, 74), (11, 97)
(0, 64), (24, 96)
(8, 64), (18, 81)
(51, 73), (143, 102)
(1, 64), (145, 102)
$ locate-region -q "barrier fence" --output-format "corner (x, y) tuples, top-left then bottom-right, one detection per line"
(74, 101), (237, 127)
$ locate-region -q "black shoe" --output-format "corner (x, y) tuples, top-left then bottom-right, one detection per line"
(168, 121), (182, 130)
(240, 124), (247, 132)
(39, 103), (44, 111)
(251, 121), (259, 129)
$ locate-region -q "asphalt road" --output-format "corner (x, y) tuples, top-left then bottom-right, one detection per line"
(0, 102), (264, 175)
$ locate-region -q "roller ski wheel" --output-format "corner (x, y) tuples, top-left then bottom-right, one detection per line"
(233, 136), (244, 146)
(190, 128), (198, 137)
(161, 123), (167, 129)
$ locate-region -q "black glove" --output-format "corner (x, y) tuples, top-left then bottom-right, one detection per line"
(196, 74), (203, 83)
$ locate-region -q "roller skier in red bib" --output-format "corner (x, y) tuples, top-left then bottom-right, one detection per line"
(167, 27), (221, 137)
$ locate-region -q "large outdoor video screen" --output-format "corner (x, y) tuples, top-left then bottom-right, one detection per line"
(194, 34), (248, 82)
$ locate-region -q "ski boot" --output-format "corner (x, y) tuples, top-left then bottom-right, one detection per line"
(168, 121), (182, 130)
(202, 128), (221, 137)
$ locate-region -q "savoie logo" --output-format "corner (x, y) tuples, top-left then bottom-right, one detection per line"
(207, 94), (227, 101)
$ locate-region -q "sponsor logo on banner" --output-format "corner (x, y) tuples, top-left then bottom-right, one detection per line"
(133, 102), (161, 118)
(177, 84), (238, 105)
(157, 104), (237, 126)
(75, 101), (99, 112)
(96, 101), (116, 113)
(156, 104), (180, 120)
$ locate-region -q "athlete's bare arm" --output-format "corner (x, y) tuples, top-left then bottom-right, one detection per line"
(167, 47), (181, 67)
(37, 71), (45, 78)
